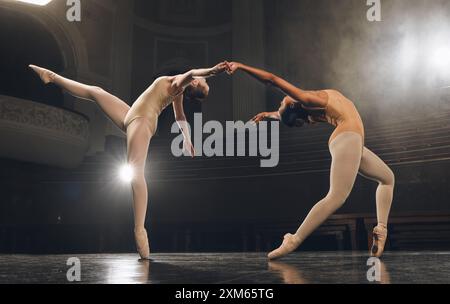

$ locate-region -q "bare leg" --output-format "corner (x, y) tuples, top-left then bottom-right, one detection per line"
(29, 65), (130, 132)
(268, 132), (363, 260)
(359, 147), (395, 257)
(127, 118), (153, 259)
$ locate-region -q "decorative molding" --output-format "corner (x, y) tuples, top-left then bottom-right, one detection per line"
(0, 96), (89, 141)
(0, 96), (90, 168)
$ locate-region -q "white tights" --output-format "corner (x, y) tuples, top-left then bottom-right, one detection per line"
(293, 132), (395, 245)
(47, 71), (151, 230)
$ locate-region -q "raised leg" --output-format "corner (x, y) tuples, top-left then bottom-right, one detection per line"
(29, 65), (130, 132)
(126, 118), (153, 259)
(268, 132), (363, 260)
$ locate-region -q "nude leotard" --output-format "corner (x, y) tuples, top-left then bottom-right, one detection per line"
(303, 89), (365, 145)
(124, 76), (182, 135)
(269, 91), (394, 261)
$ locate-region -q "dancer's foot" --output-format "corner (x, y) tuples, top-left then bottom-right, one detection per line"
(134, 228), (150, 260)
(268, 233), (300, 260)
(371, 224), (388, 258)
(29, 64), (55, 84)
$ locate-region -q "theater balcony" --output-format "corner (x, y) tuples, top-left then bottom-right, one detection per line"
(0, 95), (90, 169)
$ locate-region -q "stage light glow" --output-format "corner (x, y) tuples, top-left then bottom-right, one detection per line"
(429, 45), (450, 70)
(119, 164), (134, 183)
(15, 0), (53, 6)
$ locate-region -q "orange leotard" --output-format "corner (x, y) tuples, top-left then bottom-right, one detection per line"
(303, 89), (365, 145)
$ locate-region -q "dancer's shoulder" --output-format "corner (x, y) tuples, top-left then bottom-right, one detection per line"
(324, 89), (355, 105)
(155, 76), (171, 83)
(323, 89), (340, 96)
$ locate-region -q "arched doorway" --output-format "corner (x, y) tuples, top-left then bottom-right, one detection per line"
(0, 8), (65, 108)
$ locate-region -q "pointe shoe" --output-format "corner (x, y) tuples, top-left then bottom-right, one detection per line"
(29, 64), (55, 84)
(371, 224), (388, 258)
(134, 228), (151, 260)
(268, 233), (300, 260)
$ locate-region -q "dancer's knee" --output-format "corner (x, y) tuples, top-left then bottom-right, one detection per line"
(381, 167), (395, 187)
(127, 149), (146, 180)
(326, 188), (351, 208)
(130, 170), (146, 186)
(88, 86), (105, 99)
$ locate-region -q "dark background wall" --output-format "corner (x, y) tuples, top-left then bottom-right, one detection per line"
(0, 9), (64, 107)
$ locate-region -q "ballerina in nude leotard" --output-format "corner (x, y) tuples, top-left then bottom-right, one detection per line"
(226, 61), (395, 260)
(29, 62), (228, 259)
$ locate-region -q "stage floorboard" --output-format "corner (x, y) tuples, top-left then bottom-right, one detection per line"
(0, 251), (449, 284)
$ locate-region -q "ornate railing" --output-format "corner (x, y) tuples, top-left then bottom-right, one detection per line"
(0, 95), (90, 168)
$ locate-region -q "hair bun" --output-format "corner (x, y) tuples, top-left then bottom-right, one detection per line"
(281, 112), (299, 127)
(280, 105), (308, 128)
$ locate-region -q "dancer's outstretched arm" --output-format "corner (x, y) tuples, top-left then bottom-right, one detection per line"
(226, 62), (328, 108)
(171, 62), (228, 93)
(173, 95), (195, 157)
(250, 111), (281, 124)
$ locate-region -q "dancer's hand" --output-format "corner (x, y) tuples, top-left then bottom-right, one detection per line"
(225, 61), (241, 75)
(183, 139), (196, 158)
(210, 62), (229, 76)
(250, 112), (267, 124)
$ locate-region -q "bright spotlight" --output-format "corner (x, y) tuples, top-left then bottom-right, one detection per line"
(430, 46), (450, 69)
(119, 164), (134, 183)
(16, 0), (53, 5)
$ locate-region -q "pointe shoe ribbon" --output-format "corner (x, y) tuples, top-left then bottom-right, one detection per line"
(134, 228), (151, 260)
(371, 224), (388, 258)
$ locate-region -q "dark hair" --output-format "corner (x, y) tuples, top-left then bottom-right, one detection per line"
(280, 104), (310, 127)
(184, 84), (208, 102)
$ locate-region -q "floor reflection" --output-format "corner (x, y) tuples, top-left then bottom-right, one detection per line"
(105, 258), (151, 284)
(268, 262), (309, 284)
(379, 261), (391, 284)
(267, 256), (392, 284)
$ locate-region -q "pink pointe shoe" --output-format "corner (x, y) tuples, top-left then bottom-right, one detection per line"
(134, 228), (151, 260)
(29, 64), (55, 84)
(371, 224), (388, 258)
(268, 233), (300, 260)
